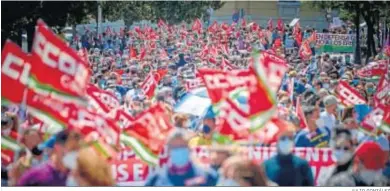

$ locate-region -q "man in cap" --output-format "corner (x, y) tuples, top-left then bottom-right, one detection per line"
(189, 107), (216, 147)
(326, 141), (388, 186)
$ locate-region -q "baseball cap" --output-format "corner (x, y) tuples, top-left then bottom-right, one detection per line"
(355, 141), (387, 170)
(37, 129), (70, 150)
(204, 106), (216, 119)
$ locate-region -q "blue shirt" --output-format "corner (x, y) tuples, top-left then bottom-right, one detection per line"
(264, 154), (314, 186)
(294, 126), (331, 148)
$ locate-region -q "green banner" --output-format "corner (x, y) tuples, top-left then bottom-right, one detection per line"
(316, 33), (356, 53)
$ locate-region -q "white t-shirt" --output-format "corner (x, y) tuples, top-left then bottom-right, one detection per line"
(319, 111), (336, 130)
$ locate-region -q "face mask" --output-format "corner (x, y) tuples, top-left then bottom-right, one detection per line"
(169, 147), (190, 167)
(217, 177), (240, 186)
(277, 139), (294, 155)
(333, 150), (353, 164)
(323, 83), (330, 89)
(203, 124), (211, 134)
(316, 118), (325, 128)
(2, 128), (11, 136)
(366, 88), (374, 95)
(66, 176), (79, 187)
(62, 151), (78, 170)
(359, 169), (381, 185)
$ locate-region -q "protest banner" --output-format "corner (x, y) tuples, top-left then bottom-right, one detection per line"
(112, 146), (336, 186)
(31, 19), (90, 104)
(316, 33), (355, 53)
(336, 81), (366, 107)
(357, 60), (388, 77)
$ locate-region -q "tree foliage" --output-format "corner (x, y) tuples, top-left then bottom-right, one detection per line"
(311, 1), (390, 64)
(1, 1), (97, 50)
(101, 1), (225, 26)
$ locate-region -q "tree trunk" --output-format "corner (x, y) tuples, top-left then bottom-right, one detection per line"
(26, 23), (35, 52)
(354, 4), (361, 65)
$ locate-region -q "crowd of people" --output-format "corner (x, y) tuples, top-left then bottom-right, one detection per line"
(1, 16), (390, 187)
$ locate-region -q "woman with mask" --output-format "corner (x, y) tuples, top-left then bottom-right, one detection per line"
(326, 141), (388, 186)
(217, 156), (277, 186)
(319, 128), (355, 186)
(263, 124), (314, 186)
(65, 146), (115, 186)
(144, 129), (218, 186)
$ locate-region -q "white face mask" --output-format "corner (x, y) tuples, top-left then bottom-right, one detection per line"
(277, 139), (294, 155)
(2, 128), (11, 136)
(316, 118), (325, 128)
(359, 169), (381, 185)
(217, 176), (241, 186)
(333, 150), (353, 165)
(62, 151), (78, 170)
(66, 175), (79, 187)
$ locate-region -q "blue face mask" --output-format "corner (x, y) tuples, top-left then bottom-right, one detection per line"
(366, 88), (374, 95)
(169, 147), (190, 167)
(202, 124), (211, 134)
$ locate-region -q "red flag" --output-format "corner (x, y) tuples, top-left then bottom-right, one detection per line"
(154, 69), (168, 83)
(123, 104), (173, 164)
(241, 19), (247, 28)
(374, 83), (390, 107)
(336, 81), (367, 107)
(105, 26), (112, 36)
(253, 118), (291, 145)
(86, 84), (120, 114)
(129, 46), (137, 59)
(267, 18), (273, 30)
(158, 19), (168, 29)
(198, 68), (275, 122)
(277, 18), (284, 31)
(221, 57), (236, 71)
(1, 41), (31, 105)
(299, 41), (312, 60)
(357, 60), (388, 77)
(31, 19), (90, 104)
(221, 23), (229, 31)
(139, 47), (146, 60)
(107, 108), (134, 130)
(185, 78), (205, 91)
(192, 18), (202, 34)
(251, 51), (288, 94)
(141, 72), (157, 99)
(208, 21), (218, 33)
(361, 104), (389, 134)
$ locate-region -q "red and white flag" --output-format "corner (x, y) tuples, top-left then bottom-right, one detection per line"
(86, 84), (120, 114)
(141, 72), (157, 99)
(357, 60), (388, 77)
(336, 81), (367, 107)
(31, 19), (90, 104)
(122, 104), (173, 165)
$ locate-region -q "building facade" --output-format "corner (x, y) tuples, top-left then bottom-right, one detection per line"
(211, 1), (339, 30)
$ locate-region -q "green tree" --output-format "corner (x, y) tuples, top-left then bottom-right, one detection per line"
(311, 1), (390, 64)
(100, 1), (224, 26)
(1, 1), (97, 51)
